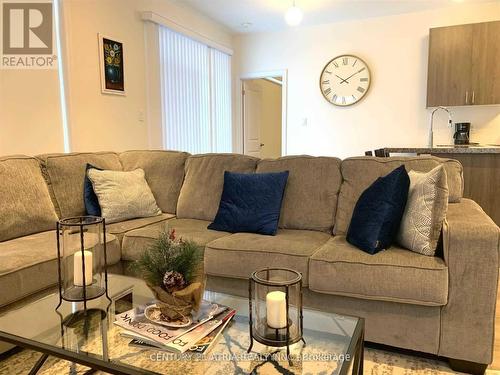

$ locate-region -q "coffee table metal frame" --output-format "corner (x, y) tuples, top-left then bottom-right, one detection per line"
(0, 278), (365, 375)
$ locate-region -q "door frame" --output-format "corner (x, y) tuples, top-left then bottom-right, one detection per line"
(240, 69), (288, 156)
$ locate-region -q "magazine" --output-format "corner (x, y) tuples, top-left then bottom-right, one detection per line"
(121, 331), (164, 349)
(126, 309), (236, 354)
(129, 338), (165, 350)
(163, 309), (236, 353)
(189, 310), (235, 354)
(114, 300), (228, 347)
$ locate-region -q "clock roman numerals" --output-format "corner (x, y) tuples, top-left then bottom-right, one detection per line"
(320, 55), (370, 106)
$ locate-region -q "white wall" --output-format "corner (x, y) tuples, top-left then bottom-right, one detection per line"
(0, 69), (64, 155)
(0, 0), (231, 155)
(3, 1), (498, 157)
(60, 0), (232, 152)
(233, 2), (500, 158)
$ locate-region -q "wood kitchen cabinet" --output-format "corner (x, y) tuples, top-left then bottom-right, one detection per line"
(426, 20), (500, 107)
(471, 21), (500, 105)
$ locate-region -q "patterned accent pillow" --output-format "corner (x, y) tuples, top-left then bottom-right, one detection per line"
(87, 168), (161, 223)
(397, 165), (449, 256)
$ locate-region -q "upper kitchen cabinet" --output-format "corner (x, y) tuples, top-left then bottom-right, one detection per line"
(426, 21), (500, 107)
(471, 21), (500, 105)
(427, 23), (473, 107)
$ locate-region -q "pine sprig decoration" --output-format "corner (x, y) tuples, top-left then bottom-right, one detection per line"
(130, 229), (203, 290)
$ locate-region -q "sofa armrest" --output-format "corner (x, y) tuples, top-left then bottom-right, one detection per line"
(439, 198), (500, 364)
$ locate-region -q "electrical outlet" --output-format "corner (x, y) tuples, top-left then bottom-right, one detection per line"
(138, 111), (145, 122)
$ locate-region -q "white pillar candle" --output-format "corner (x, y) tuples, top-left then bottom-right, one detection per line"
(74, 250), (93, 286)
(266, 291), (287, 329)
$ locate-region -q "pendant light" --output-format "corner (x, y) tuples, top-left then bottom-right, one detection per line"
(285, 0), (303, 26)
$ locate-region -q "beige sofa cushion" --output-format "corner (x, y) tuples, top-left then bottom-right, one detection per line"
(256, 156), (342, 233)
(335, 156), (463, 235)
(176, 154), (258, 221)
(38, 152), (123, 218)
(440, 199), (500, 363)
(121, 218), (230, 261)
(309, 236), (448, 306)
(205, 230), (331, 286)
(119, 150), (189, 214)
(0, 231), (120, 307)
(106, 213), (174, 244)
(0, 156), (58, 242)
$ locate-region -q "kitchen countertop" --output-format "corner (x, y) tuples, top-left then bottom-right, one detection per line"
(384, 145), (500, 154)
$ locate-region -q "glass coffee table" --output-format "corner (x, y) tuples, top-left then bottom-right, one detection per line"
(0, 274), (364, 375)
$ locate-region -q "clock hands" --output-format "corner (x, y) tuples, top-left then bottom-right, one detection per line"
(335, 74), (349, 84)
(338, 68), (366, 84)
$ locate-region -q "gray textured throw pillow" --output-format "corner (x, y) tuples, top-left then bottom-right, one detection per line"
(397, 165), (449, 256)
(87, 168), (161, 223)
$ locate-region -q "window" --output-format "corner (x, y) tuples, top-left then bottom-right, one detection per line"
(159, 27), (232, 153)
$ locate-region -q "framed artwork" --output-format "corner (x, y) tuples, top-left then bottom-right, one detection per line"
(98, 34), (125, 95)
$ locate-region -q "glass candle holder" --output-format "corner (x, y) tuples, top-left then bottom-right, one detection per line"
(248, 268), (305, 358)
(56, 216), (109, 307)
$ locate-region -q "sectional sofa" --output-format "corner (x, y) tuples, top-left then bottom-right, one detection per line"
(1, 150), (499, 373)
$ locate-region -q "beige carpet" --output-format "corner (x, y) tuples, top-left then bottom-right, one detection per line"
(2, 347), (499, 374)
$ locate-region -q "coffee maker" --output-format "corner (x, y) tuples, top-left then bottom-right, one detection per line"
(453, 123), (470, 145)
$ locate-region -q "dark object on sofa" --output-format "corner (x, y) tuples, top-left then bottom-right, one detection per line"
(346, 165), (410, 254)
(208, 171), (289, 235)
(84, 163), (103, 216)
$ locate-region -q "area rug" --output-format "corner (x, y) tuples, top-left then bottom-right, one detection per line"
(1, 347), (499, 375)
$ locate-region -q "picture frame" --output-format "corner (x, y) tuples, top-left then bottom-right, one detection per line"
(98, 34), (125, 95)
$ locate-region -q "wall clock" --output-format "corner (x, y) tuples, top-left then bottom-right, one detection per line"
(319, 54), (371, 106)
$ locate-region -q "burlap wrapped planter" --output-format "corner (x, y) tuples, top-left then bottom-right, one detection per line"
(148, 282), (203, 321)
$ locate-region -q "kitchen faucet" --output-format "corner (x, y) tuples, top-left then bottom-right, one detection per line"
(428, 106), (453, 148)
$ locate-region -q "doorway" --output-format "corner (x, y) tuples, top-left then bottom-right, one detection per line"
(241, 72), (286, 158)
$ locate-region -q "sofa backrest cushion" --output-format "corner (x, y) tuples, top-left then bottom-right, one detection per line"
(335, 156), (463, 235)
(38, 152), (122, 218)
(119, 150), (189, 214)
(176, 154), (258, 221)
(0, 155), (59, 242)
(256, 155), (342, 232)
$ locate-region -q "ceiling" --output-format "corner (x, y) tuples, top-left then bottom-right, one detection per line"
(176, 0), (491, 33)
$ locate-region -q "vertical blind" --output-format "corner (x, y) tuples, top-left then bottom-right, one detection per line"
(159, 26), (232, 153)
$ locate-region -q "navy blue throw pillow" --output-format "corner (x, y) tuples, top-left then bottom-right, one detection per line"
(346, 165), (410, 254)
(208, 171), (289, 236)
(84, 163), (102, 216)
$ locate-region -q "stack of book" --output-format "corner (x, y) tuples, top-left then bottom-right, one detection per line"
(114, 300), (235, 354)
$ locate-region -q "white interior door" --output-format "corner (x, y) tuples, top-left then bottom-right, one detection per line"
(243, 81), (263, 157)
